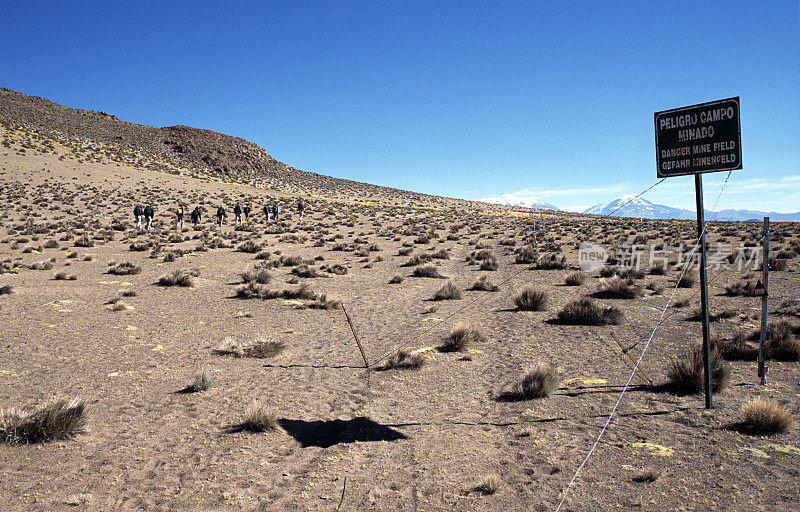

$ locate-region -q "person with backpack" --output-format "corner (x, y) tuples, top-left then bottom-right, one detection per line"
(190, 206), (202, 229)
(216, 205), (226, 226)
(143, 204), (154, 231)
(272, 203), (279, 221)
(297, 200), (306, 220)
(233, 203), (243, 225)
(176, 203), (185, 230)
(263, 204), (271, 224)
(133, 204), (143, 229)
(243, 204), (251, 223)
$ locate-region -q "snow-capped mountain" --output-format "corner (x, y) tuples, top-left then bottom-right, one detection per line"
(480, 194), (560, 211)
(583, 196), (800, 221)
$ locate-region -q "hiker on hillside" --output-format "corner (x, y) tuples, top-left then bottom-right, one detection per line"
(216, 205), (226, 226)
(190, 206), (201, 229)
(263, 204), (271, 224)
(133, 204), (143, 229)
(298, 200), (306, 220)
(272, 203), (279, 221)
(233, 203), (243, 225)
(176, 204), (185, 230)
(243, 204), (251, 223)
(143, 204), (154, 231)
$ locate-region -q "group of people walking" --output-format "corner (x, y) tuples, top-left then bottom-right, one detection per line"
(215, 201), (305, 226)
(135, 200), (307, 230)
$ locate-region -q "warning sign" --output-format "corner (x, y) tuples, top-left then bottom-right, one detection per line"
(654, 97), (742, 178)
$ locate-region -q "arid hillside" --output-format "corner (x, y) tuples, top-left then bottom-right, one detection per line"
(0, 87), (503, 208)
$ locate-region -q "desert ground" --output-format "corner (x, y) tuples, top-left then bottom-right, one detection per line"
(1, 124), (799, 512)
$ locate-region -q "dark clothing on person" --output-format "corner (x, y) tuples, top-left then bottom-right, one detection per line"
(134, 205), (142, 218)
(233, 204), (242, 216)
(243, 206), (251, 221)
(144, 205), (153, 219)
(190, 208), (201, 225)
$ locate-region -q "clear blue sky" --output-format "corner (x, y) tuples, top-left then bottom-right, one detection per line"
(2, 1), (798, 212)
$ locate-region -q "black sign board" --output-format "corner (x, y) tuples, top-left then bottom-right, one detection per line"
(654, 97), (742, 177)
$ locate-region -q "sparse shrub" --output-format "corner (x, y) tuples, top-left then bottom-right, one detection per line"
(633, 469), (662, 483)
(0, 285), (13, 295)
(514, 285), (548, 311)
(479, 256), (499, 271)
(564, 271), (585, 286)
(666, 345), (729, 394)
(433, 280), (462, 300)
(382, 349), (424, 370)
(556, 298), (623, 325)
(741, 398), (795, 434)
(186, 370), (211, 392)
(768, 257), (788, 271)
(649, 262), (666, 275)
(402, 253), (433, 267)
(129, 240), (149, 251)
(593, 276), (642, 299)
(500, 363), (559, 400)
(715, 332), (757, 360)
(234, 401), (278, 432)
(765, 320), (800, 361)
(470, 275), (498, 291)
(413, 265), (444, 278)
(162, 251), (176, 262)
(474, 474), (503, 495)
(724, 280), (759, 296)
(389, 275), (404, 284)
(304, 294), (341, 310)
(109, 261), (141, 275)
(441, 323), (484, 352)
(0, 397), (88, 445)
(535, 253), (567, 270)
(157, 269), (194, 287)
(240, 268), (271, 284)
(677, 273), (695, 288)
(214, 336), (286, 358)
(237, 240), (263, 253)
(515, 245), (537, 264)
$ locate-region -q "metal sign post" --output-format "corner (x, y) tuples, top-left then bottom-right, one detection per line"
(654, 97), (742, 409)
(694, 174), (713, 408)
(757, 217), (770, 385)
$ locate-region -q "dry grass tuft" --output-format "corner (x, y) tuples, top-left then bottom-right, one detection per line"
(0, 397), (88, 445)
(441, 323), (484, 352)
(214, 336), (286, 358)
(633, 468), (662, 483)
(185, 370), (212, 393)
(433, 280), (462, 300)
(513, 285), (548, 311)
(666, 345), (729, 394)
(593, 276), (642, 298)
(412, 265), (445, 278)
(741, 398), (795, 434)
(473, 473), (503, 495)
(382, 349), (425, 370)
(556, 298), (623, 325)
(564, 271), (586, 286)
(470, 275), (498, 291)
(230, 401), (278, 433)
(501, 363), (559, 400)
(157, 269), (194, 287)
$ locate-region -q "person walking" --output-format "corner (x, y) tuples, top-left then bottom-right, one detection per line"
(176, 204), (185, 230)
(216, 205), (226, 227)
(190, 206), (201, 229)
(144, 204), (154, 231)
(133, 204), (143, 229)
(272, 203), (279, 221)
(243, 204), (251, 223)
(263, 204), (271, 224)
(233, 203), (243, 225)
(297, 200), (306, 220)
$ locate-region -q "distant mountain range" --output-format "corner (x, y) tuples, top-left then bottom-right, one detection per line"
(583, 195), (800, 222)
(480, 194), (560, 211)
